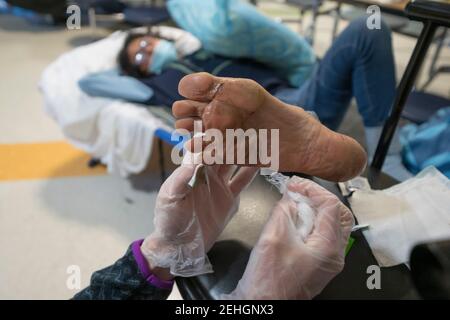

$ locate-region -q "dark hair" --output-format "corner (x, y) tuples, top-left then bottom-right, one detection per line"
(118, 29), (170, 78)
(117, 32), (147, 78)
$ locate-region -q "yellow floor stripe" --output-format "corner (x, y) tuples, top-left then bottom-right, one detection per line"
(0, 141), (106, 181)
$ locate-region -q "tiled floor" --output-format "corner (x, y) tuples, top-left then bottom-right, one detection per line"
(0, 1), (449, 299)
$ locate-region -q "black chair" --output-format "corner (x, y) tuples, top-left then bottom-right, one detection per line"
(402, 90), (450, 124)
(410, 239), (450, 299)
(333, 5), (410, 37)
(282, 0), (340, 45)
(123, 6), (169, 26)
(6, 0), (67, 23)
(420, 27), (449, 90)
(372, 0), (450, 170)
(88, 0), (170, 31)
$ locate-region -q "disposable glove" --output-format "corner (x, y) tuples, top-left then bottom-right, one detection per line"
(223, 176), (354, 299)
(141, 161), (258, 277)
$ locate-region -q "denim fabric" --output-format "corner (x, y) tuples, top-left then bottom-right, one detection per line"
(276, 17), (396, 130)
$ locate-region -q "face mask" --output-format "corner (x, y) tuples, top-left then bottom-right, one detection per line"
(148, 40), (178, 74)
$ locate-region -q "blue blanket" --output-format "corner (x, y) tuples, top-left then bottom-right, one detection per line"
(167, 0), (316, 87)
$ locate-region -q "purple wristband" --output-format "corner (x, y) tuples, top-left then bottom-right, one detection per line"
(131, 239), (174, 290)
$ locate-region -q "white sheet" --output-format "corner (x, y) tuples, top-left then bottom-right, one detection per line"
(39, 30), (172, 177)
(348, 167), (450, 267)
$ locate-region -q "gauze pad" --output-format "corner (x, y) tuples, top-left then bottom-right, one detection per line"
(264, 172), (317, 240)
(287, 190), (316, 240)
(349, 166), (450, 266)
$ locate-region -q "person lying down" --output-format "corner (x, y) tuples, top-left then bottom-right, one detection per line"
(78, 18), (413, 181)
(79, 18), (396, 133)
(79, 25), (291, 108)
(82, 20), (371, 181)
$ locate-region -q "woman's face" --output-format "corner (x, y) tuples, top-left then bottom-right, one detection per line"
(127, 36), (160, 75)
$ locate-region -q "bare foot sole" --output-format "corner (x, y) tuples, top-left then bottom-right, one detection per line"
(173, 72), (367, 182)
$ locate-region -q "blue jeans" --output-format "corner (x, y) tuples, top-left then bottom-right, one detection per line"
(276, 17), (396, 130)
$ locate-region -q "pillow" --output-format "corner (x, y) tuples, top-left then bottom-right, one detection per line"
(167, 0), (316, 87)
(78, 69), (154, 103)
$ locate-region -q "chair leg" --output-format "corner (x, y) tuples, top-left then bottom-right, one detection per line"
(298, 8), (304, 34)
(331, 4), (341, 42)
(304, 6), (319, 46)
(372, 21), (438, 170)
(87, 157), (101, 168)
(421, 28), (447, 90)
(88, 7), (97, 35)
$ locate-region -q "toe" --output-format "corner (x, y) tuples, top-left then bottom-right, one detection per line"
(178, 72), (222, 102)
(172, 100), (208, 119)
(175, 118), (202, 132)
(179, 72), (268, 118)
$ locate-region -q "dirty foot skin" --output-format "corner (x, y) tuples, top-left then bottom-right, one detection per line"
(172, 72), (367, 182)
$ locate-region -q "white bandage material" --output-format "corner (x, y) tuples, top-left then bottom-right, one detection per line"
(182, 132), (205, 167)
(187, 164), (204, 187)
(349, 166), (450, 267)
(264, 172), (316, 240)
(288, 191), (316, 240)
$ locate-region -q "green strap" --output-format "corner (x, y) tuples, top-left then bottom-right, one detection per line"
(345, 237), (355, 256)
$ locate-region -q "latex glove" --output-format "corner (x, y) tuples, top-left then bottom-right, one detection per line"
(223, 176), (354, 299)
(141, 162), (258, 277)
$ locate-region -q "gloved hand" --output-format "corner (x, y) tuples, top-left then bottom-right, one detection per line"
(141, 161), (258, 277)
(223, 176), (354, 299)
